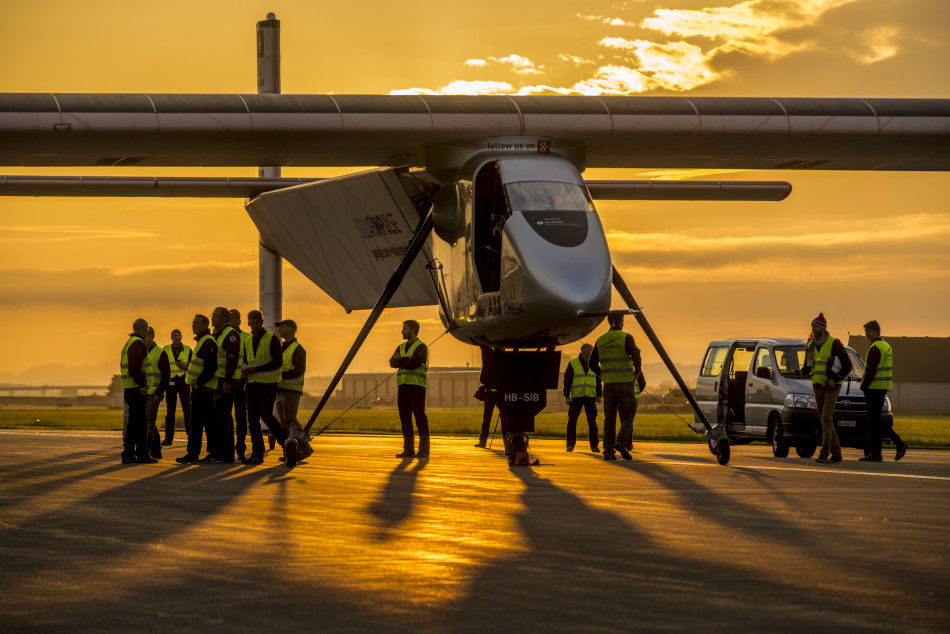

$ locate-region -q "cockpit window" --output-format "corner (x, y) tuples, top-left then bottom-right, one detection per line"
(506, 181), (594, 212)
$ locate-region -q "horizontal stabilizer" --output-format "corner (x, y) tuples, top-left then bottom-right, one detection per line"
(245, 168), (440, 311)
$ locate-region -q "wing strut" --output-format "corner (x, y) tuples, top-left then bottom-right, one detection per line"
(610, 267), (731, 465)
(301, 209), (436, 438)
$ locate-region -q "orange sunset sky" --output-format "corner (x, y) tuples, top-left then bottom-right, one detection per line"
(0, 0), (948, 386)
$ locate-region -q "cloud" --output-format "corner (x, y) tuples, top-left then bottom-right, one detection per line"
(0, 225), (155, 243)
(488, 54), (544, 75)
(390, 80), (514, 96)
(390, 0), (918, 96)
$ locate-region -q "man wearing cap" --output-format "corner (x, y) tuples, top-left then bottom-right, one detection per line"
(177, 314), (218, 464)
(803, 312), (852, 463)
(142, 327), (170, 459)
(163, 329), (192, 445)
(209, 306), (241, 463)
(120, 318), (155, 464)
(563, 343), (601, 453)
(860, 320), (908, 462)
(229, 309), (251, 461)
(276, 319), (307, 436)
(389, 320), (429, 459)
(590, 312), (646, 461)
(242, 310), (287, 465)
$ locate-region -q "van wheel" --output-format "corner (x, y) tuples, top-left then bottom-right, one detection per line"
(770, 419), (789, 458)
(796, 443), (816, 458)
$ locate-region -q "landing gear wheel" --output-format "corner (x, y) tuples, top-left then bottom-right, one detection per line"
(771, 421), (789, 458)
(716, 438), (731, 465)
(284, 437), (298, 468)
(796, 443), (816, 459)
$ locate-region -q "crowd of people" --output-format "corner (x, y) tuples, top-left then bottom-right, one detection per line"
(118, 307), (306, 465)
(119, 309), (905, 467)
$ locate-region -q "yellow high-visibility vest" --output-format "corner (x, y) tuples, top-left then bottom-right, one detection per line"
(595, 330), (638, 392)
(278, 341), (304, 393)
(810, 336), (837, 387)
(164, 344), (191, 379)
(395, 339), (427, 388)
(569, 357), (597, 398)
(144, 344), (167, 395)
(120, 335), (144, 389)
(866, 339), (894, 390)
(185, 334), (218, 390)
(214, 326), (242, 380)
(246, 331), (281, 384)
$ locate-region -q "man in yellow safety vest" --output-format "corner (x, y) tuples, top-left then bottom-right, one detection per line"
(859, 320), (908, 462)
(275, 319), (306, 435)
(590, 312), (646, 461)
(389, 319), (429, 458)
(177, 314), (218, 464)
(241, 309), (287, 465)
(803, 312), (852, 464)
(163, 328), (192, 445)
(120, 317), (154, 464)
(142, 326), (170, 459)
(563, 343), (601, 453)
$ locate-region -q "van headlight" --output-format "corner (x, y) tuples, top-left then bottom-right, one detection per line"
(883, 396), (891, 413)
(784, 393), (816, 409)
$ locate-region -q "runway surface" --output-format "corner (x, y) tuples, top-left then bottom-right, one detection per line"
(0, 430), (948, 633)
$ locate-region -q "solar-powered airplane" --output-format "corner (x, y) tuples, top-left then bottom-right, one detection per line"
(2, 14), (947, 466)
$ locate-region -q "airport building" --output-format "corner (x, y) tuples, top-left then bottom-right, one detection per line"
(848, 336), (950, 413)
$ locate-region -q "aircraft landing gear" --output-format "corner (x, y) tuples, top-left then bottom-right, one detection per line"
(481, 347), (560, 467)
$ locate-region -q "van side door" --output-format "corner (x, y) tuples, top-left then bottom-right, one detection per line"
(695, 344), (729, 432)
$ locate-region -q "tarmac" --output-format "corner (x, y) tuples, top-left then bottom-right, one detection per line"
(0, 429), (948, 633)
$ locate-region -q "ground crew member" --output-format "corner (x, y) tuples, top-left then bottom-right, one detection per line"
(860, 320), (908, 462)
(143, 327), (170, 459)
(242, 310), (286, 465)
(590, 312), (646, 461)
(474, 381), (498, 449)
(803, 312), (852, 464)
(163, 329), (192, 445)
(228, 309), (250, 461)
(389, 320), (430, 459)
(275, 319), (306, 435)
(210, 306), (241, 463)
(564, 343), (601, 453)
(120, 318), (154, 464)
(177, 314), (218, 464)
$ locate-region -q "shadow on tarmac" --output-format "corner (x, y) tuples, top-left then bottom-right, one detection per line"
(367, 457), (427, 540)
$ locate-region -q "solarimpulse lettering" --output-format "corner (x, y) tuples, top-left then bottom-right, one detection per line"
(354, 213), (403, 239)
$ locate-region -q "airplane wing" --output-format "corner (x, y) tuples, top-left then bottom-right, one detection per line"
(1, 94), (947, 170)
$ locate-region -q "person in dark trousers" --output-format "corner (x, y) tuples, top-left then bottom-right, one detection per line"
(177, 314), (218, 464)
(242, 310), (287, 465)
(389, 320), (430, 459)
(120, 318), (155, 464)
(208, 306), (240, 462)
(590, 312), (647, 461)
(228, 309), (250, 461)
(163, 328), (192, 444)
(275, 319), (306, 434)
(475, 381), (498, 449)
(564, 343), (602, 453)
(143, 326), (170, 459)
(860, 320), (908, 462)
(802, 312), (852, 464)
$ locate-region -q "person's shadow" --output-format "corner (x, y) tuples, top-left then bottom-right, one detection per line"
(367, 457), (427, 540)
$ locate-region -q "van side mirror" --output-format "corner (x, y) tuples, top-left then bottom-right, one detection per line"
(755, 367), (773, 380)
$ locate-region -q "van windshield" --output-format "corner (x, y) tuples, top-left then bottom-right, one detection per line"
(775, 344), (866, 379)
(775, 345), (806, 377)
